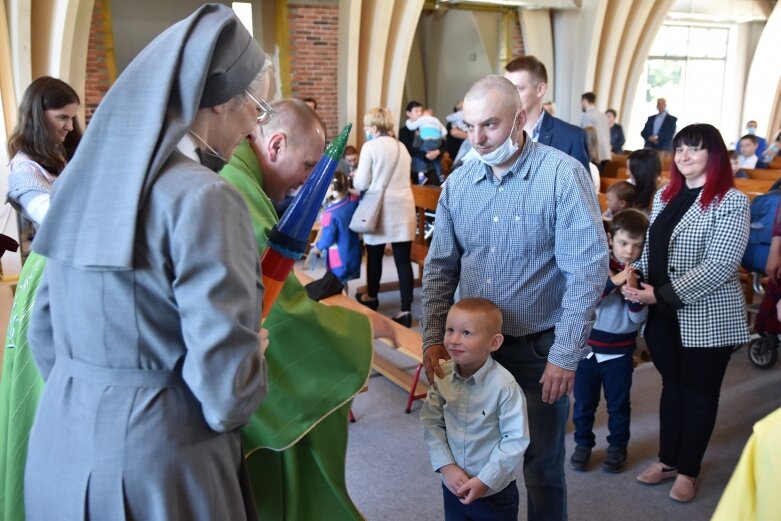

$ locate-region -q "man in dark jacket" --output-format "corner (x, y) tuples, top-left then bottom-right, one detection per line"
(503, 55), (590, 171)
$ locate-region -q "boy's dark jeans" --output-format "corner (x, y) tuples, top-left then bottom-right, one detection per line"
(572, 354), (634, 449)
(442, 481), (519, 521)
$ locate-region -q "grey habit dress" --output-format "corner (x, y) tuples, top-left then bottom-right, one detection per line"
(23, 5), (266, 520)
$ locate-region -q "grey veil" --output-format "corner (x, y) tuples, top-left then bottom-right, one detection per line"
(32, 3), (265, 270)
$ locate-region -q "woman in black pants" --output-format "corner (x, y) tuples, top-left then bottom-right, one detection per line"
(622, 124), (750, 503)
(353, 107), (416, 326)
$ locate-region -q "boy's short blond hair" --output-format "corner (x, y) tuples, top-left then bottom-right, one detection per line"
(450, 298), (503, 335)
(363, 107), (394, 132)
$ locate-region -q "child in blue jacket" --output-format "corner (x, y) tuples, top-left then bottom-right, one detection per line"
(312, 171), (361, 284)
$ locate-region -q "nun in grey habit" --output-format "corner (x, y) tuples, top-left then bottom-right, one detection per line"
(24, 5), (270, 520)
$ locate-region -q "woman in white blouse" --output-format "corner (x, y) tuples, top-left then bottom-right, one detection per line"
(353, 107), (416, 327)
(7, 77), (82, 226)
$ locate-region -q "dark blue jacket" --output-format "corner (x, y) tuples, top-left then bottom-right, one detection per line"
(641, 113), (677, 151)
(536, 111), (590, 171)
(316, 196), (361, 282)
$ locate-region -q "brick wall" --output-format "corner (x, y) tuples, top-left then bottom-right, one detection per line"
(287, 3), (339, 139)
(85, 0), (112, 124)
(510, 10), (524, 58)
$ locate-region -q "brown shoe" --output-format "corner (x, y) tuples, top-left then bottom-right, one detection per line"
(636, 462), (678, 484)
(669, 474), (697, 502)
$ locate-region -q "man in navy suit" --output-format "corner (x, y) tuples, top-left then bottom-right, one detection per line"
(641, 98), (677, 151)
(503, 55), (589, 171)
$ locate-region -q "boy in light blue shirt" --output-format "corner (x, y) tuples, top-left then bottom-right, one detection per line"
(421, 298), (529, 521)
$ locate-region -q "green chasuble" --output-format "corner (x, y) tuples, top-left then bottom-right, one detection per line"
(0, 252), (47, 521)
(221, 140), (373, 521)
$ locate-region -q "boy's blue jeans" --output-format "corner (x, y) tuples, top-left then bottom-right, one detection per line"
(572, 354), (634, 449)
(442, 481), (519, 521)
(492, 330), (568, 521)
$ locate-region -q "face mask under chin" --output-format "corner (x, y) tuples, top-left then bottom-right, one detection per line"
(475, 114), (520, 169)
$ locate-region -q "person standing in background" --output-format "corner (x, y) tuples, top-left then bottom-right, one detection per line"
(606, 109), (625, 154)
(580, 92), (612, 172)
(641, 98), (677, 151)
(503, 55), (590, 172)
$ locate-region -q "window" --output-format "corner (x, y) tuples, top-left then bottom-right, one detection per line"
(232, 2), (254, 37)
(627, 24), (730, 149)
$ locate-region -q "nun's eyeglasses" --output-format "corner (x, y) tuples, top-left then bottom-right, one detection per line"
(244, 90), (275, 125)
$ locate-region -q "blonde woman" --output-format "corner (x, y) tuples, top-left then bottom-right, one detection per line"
(353, 107), (416, 326)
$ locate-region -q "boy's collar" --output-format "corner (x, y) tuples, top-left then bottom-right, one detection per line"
(452, 356), (495, 384)
(609, 257), (625, 272)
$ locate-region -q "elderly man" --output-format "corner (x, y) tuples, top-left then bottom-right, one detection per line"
(220, 98), (394, 521)
(421, 75), (608, 521)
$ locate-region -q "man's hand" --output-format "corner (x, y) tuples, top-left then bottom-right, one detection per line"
(649, 135), (659, 143)
(423, 344), (450, 387)
(457, 477), (489, 504)
(440, 464), (470, 496)
(425, 149), (441, 160)
(539, 363), (575, 403)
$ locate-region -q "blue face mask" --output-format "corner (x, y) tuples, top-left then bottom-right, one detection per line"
(364, 131), (374, 141)
(747, 127), (757, 135)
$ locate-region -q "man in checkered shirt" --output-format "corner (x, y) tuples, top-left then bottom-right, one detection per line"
(421, 75), (608, 521)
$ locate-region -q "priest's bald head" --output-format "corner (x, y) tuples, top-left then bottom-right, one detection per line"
(247, 98), (326, 202)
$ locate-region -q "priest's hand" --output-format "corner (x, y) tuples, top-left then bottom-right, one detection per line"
(369, 314), (398, 348)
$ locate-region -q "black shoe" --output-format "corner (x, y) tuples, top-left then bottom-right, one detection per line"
(569, 446), (591, 471)
(355, 292), (379, 311)
(392, 312), (412, 328)
(603, 446), (627, 473)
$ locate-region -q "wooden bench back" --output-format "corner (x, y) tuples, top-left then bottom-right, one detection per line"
(410, 185), (442, 271)
(744, 169), (781, 181)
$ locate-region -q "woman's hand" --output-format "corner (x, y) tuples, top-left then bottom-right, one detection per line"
(621, 281), (657, 305)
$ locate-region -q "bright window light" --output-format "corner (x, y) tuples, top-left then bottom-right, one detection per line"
(232, 2), (254, 37)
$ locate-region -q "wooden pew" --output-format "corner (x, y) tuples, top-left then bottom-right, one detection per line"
(357, 185), (441, 295)
(744, 169), (781, 181)
(602, 155), (627, 178)
(734, 178), (775, 195)
(295, 269), (428, 412)
(597, 192), (608, 214)
(600, 177), (627, 193)
(615, 167), (630, 179)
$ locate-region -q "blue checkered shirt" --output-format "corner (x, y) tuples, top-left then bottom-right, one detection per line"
(421, 136), (609, 370)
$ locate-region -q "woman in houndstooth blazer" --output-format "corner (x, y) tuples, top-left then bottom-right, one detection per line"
(622, 124), (750, 503)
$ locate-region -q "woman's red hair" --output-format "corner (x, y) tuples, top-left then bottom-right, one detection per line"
(661, 123), (734, 209)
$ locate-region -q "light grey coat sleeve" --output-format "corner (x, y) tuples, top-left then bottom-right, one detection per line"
(28, 267), (55, 380)
(171, 181), (265, 433)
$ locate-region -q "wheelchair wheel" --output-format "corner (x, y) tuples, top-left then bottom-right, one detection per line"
(747, 337), (779, 369)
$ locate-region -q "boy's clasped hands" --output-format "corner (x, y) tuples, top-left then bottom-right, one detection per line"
(618, 265), (657, 305)
(440, 464), (489, 504)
